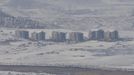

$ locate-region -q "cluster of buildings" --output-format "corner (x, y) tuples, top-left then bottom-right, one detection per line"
(15, 30), (29, 39)
(31, 31), (45, 41)
(52, 31), (66, 42)
(69, 32), (84, 42)
(89, 29), (119, 41)
(15, 29), (119, 42)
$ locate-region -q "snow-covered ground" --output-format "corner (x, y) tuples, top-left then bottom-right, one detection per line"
(0, 29), (134, 70)
(0, 71), (55, 75)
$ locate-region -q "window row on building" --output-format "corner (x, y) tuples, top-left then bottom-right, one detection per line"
(15, 29), (119, 42)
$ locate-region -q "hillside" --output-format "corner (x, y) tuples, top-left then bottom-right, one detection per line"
(0, 0), (133, 30)
(0, 10), (61, 29)
(0, 0), (134, 30)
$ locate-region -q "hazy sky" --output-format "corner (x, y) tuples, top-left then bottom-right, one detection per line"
(1, 0), (134, 9)
(0, 0), (9, 5)
(103, 0), (134, 4)
(4, 0), (134, 4)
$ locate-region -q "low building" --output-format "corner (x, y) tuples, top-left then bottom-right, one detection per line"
(15, 30), (29, 39)
(51, 31), (66, 42)
(104, 30), (119, 41)
(69, 32), (84, 42)
(31, 31), (45, 41)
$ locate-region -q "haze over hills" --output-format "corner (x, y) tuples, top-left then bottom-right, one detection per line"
(0, 0), (134, 30)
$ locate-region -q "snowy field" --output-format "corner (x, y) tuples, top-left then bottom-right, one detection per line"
(0, 71), (55, 75)
(0, 28), (134, 70)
